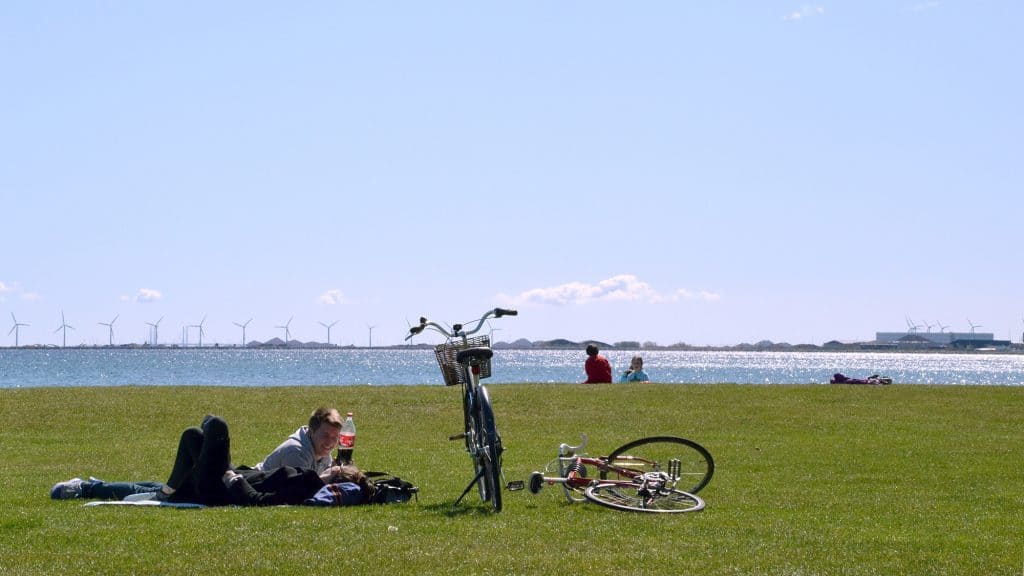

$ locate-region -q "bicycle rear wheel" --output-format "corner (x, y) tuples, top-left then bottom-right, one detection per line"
(585, 482), (704, 513)
(602, 436), (714, 494)
(462, 381), (484, 499)
(475, 385), (503, 512)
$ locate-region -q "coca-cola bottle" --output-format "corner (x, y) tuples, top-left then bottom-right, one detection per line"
(336, 412), (356, 465)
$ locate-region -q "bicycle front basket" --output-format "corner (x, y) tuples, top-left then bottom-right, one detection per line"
(434, 336), (491, 386)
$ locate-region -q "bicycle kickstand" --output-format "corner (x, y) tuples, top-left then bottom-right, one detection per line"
(452, 467), (486, 510)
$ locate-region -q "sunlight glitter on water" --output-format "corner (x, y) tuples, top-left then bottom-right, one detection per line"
(1, 348), (1022, 387)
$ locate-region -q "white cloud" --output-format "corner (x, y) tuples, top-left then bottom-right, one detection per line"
(784, 4), (825, 21)
(134, 288), (163, 303)
(0, 281), (40, 302)
(499, 275), (720, 306)
(317, 289), (349, 305)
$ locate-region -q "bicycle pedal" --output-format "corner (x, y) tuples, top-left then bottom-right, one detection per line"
(448, 432), (466, 441)
(505, 480), (525, 492)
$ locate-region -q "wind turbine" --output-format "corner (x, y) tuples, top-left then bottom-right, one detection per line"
(9, 313), (29, 347)
(98, 315), (119, 346)
(190, 314), (207, 347)
(145, 316), (164, 346)
(904, 316), (922, 333)
(936, 321), (949, 333)
(922, 321), (933, 333)
(487, 320), (502, 343)
(966, 318), (982, 334)
(54, 311), (74, 348)
(405, 317), (417, 345)
(233, 318), (252, 347)
(319, 320), (339, 346)
(366, 324), (377, 348)
(275, 317), (293, 345)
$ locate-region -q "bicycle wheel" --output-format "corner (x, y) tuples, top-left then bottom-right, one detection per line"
(585, 482), (705, 513)
(476, 385), (503, 512)
(602, 436), (714, 494)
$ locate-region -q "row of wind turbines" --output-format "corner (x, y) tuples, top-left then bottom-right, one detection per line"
(6, 312), (84, 348)
(6, 312), (381, 348)
(903, 316), (989, 334)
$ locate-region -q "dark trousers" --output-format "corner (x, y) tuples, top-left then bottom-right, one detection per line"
(166, 415), (233, 505)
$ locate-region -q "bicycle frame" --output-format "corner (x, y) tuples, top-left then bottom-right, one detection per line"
(555, 455), (682, 501)
(537, 436), (647, 497)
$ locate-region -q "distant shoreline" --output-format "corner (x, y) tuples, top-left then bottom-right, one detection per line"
(3, 342), (1023, 354)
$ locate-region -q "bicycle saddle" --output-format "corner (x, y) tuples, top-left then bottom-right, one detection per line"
(456, 347), (493, 364)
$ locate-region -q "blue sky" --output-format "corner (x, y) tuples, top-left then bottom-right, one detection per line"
(2, 2), (1022, 347)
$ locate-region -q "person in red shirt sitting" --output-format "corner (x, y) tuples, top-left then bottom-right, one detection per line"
(583, 344), (613, 384)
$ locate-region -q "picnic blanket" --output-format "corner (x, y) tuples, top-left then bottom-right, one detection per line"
(84, 500), (206, 509)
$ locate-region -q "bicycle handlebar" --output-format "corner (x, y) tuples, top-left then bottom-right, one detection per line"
(559, 434), (588, 457)
(406, 307), (517, 341)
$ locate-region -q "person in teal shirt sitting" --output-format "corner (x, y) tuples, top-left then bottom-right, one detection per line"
(620, 356), (650, 382)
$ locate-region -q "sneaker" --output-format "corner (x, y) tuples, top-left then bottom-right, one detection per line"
(50, 477), (85, 500)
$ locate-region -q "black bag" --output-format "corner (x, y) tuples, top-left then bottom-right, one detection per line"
(364, 471), (418, 504)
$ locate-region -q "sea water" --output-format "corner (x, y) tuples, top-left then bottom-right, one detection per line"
(1, 348), (1023, 388)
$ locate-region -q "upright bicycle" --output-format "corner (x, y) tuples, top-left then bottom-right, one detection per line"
(407, 307), (517, 512)
(528, 434), (714, 513)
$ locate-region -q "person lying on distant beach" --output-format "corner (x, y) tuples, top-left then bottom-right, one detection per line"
(829, 373), (893, 385)
(51, 407), (346, 501)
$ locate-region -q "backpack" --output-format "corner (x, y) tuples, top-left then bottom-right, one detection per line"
(364, 471), (418, 504)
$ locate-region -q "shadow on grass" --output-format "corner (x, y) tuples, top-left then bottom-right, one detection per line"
(417, 499), (502, 518)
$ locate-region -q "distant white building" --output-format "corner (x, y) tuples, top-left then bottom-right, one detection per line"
(875, 331), (994, 345)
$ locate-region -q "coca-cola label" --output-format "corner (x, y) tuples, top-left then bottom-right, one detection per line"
(339, 433), (355, 448)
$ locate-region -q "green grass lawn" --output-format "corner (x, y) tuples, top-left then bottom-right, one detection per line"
(1, 384), (1022, 575)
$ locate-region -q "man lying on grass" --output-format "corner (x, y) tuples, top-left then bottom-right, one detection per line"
(52, 407), (349, 502)
(53, 413), (374, 506)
